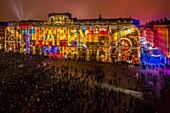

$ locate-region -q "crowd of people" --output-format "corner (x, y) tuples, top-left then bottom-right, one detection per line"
(1, 51), (167, 113)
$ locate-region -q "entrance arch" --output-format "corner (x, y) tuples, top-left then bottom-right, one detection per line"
(116, 38), (132, 47)
(7, 35), (15, 41)
(114, 38), (133, 62)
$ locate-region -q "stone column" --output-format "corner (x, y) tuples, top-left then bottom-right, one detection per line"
(118, 48), (121, 61)
(137, 47), (140, 64)
(97, 49), (99, 61)
(32, 46), (36, 55)
(86, 49), (89, 61)
(108, 47), (111, 62)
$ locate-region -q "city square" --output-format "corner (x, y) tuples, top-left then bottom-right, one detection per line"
(1, 52), (170, 113)
(0, 0), (170, 113)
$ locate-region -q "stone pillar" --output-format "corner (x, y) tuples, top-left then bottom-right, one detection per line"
(87, 49), (89, 61)
(137, 47), (140, 64)
(118, 48), (121, 61)
(79, 48), (82, 60)
(108, 47), (111, 62)
(97, 49), (99, 61)
(32, 46), (36, 55)
(38, 46), (42, 55)
(14, 26), (17, 53)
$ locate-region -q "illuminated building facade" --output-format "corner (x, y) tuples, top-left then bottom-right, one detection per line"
(4, 20), (45, 53)
(0, 21), (6, 50)
(142, 18), (170, 65)
(4, 13), (140, 64)
(140, 23), (154, 46)
(153, 19), (170, 65)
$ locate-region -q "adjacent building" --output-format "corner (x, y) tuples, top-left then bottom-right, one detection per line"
(153, 18), (170, 65)
(142, 17), (170, 65)
(0, 21), (6, 50)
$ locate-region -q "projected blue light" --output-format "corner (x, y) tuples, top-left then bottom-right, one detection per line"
(160, 55), (167, 64)
(142, 57), (160, 64)
(43, 46), (59, 53)
(31, 28), (36, 34)
(140, 51), (167, 65)
(132, 20), (140, 28)
(82, 28), (86, 34)
(73, 41), (77, 46)
(50, 46), (59, 53)
(79, 45), (87, 49)
(43, 46), (49, 53)
(5, 22), (9, 27)
(76, 29), (79, 34)
(22, 28), (32, 34)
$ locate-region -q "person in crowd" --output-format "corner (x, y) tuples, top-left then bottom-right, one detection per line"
(1, 51), (163, 113)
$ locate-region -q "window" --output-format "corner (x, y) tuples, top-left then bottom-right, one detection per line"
(57, 18), (60, 22)
(64, 18), (67, 22)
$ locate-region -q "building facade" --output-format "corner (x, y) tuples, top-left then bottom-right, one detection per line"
(0, 21), (6, 50)
(4, 13), (141, 64)
(153, 19), (170, 65)
(142, 18), (170, 65)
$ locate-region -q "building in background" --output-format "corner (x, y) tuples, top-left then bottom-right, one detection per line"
(153, 18), (170, 65)
(141, 17), (170, 65)
(0, 21), (6, 51)
(3, 13), (141, 64)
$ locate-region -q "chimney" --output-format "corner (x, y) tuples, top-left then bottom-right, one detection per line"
(160, 19), (163, 23)
(151, 21), (154, 24)
(164, 17), (168, 22)
(98, 14), (102, 20)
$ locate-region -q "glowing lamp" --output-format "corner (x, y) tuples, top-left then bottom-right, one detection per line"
(122, 41), (124, 45)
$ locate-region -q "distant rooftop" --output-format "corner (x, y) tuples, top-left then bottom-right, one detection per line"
(146, 17), (170, 26)
(0, 21), (6, 26)
(48, 12), (139, 24)
(20, 20), (45, 22)
(48, 12), (72, 18)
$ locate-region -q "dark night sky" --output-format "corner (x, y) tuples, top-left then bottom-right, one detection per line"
(0, 0), (170, 24)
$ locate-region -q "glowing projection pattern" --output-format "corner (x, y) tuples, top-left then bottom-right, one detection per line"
(24, 29), (32, 54)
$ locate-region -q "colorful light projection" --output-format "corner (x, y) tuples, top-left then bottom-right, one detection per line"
(24, 30), (32, 54)
(48, 13), (71, 25)
(57, 28), (67, 46)
(68, 28), (77, 46)
(43, 28), (56, 46)
(20, 25), (34, 53)
(28, 26), (111, 48)
(14, 23), (139, 63)
(5, 26), (21, 52)
(43, 46), (59, 53)
(30, 28), (56, 46)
